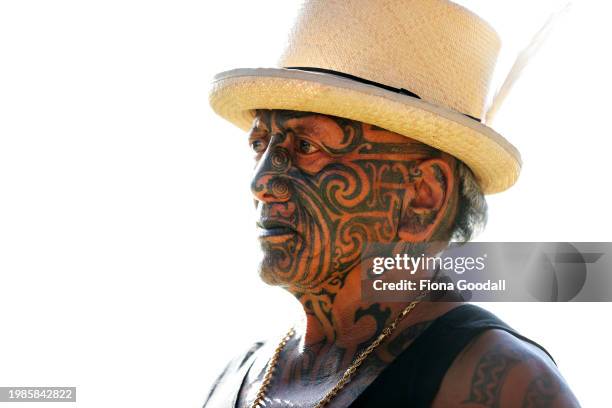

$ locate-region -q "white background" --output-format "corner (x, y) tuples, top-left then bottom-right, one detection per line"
(0, 0), (610, 407)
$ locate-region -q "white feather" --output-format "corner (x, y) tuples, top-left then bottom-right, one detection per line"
(484, 3), (571, 125)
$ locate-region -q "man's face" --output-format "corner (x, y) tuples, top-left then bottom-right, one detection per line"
(249, 110), (453, 291)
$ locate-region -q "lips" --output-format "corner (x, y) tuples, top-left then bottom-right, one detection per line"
(256, 219), (297, 237)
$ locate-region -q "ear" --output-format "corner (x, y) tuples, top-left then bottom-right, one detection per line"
(398, 159), (455, 242)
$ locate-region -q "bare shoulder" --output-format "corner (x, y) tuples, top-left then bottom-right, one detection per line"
(432, 329), (581, 407)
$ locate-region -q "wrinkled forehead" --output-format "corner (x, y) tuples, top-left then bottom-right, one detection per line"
(251, 109), (436, 150)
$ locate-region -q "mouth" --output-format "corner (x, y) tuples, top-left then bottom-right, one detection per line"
(256, 219), (297, 237)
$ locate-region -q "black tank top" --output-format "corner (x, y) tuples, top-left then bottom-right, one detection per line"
(350, 304), (553, 407)
(203, 304), (554, 408)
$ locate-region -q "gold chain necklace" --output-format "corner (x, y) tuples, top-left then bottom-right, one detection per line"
(250, 292), (428, 408)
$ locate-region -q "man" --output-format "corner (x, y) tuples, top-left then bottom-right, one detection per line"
(205, 0), (580, 407)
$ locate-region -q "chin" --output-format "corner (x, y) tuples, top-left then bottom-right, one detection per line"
(257, 262), (282, 286)
(256, 238), (339, 290)
(256, 250), (294, 287)
(258, 264), (343, 296)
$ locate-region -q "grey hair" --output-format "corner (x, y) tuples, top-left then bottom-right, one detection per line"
(450, 161), (488, 243)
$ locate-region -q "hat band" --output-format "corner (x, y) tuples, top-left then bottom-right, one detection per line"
(285, 66), (481, 123)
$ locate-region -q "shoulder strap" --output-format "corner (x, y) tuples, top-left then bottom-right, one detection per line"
(351, 304), (554, 408)
(203, 342), (263, 408)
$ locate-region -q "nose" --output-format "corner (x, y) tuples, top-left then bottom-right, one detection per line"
(251, 134), (293, 203)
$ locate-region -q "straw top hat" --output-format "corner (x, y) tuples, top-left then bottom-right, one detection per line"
(209, 0), (521, 194)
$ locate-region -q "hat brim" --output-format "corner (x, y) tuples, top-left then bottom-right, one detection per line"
(209, 68), (521, 194)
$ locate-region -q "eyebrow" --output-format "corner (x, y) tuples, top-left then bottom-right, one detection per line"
(287, 123), (317, 136)
(281, 116), (329, 136)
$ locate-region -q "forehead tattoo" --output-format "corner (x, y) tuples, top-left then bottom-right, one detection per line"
(252, 109), (441, 157)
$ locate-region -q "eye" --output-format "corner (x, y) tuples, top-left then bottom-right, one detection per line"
(250, 138), (267, 153)
(296, 138), (320, 155)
